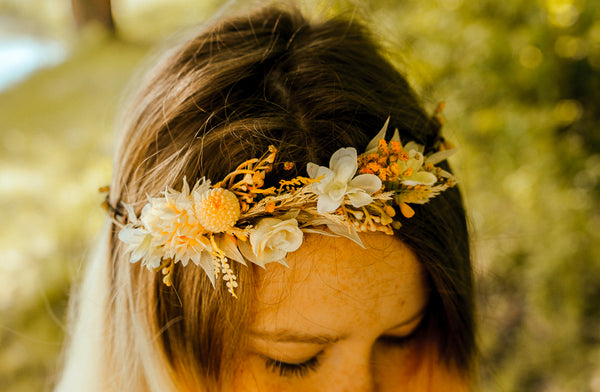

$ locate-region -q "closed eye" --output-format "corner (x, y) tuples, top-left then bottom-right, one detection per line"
(264, 352), (323, 378)
(378, 334), (417, 349)
(378, 317), (424, 348)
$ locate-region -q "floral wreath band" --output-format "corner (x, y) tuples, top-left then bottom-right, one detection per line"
(103, 115), (456, 297)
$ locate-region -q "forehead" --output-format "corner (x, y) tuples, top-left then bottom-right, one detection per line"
(252, 233), (429, 334)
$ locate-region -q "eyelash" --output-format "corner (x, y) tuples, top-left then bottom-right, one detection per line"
(264, 353), (322, 378)
(264, 327), (422, 379)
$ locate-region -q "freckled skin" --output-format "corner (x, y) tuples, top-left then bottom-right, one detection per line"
(227, 233), (467, 392)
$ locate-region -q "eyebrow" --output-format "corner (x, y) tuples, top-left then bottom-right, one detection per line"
(249, 308), (427, 345)
(249, 329), (345, 345)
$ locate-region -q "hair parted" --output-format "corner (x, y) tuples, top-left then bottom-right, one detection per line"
(57, 5), (475, 392)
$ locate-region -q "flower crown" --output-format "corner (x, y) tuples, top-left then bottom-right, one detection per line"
(104, 116), (456, 297)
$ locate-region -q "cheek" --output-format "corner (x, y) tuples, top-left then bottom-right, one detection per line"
(371, 339), (425, 391)
(373, 338), (468, 392)
(230, 355), (267, 392)
(230, 354), (308, 392)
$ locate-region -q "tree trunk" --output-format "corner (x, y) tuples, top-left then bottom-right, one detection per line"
(71, 0), (115, 33)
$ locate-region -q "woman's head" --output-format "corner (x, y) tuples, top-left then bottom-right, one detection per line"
(61, 5), (474, 392)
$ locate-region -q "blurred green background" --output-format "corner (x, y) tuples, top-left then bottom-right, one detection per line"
(0, 0), (599, 391)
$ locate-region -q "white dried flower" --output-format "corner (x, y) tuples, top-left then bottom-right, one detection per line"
(307, 147), (382, 213)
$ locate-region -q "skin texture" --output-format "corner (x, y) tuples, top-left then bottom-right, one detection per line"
(231, 233), (432, 392)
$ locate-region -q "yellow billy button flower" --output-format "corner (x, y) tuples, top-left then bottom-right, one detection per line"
(195, 188), (241, 232)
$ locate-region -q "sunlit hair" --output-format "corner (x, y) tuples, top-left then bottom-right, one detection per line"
(56, 5), (475, 391)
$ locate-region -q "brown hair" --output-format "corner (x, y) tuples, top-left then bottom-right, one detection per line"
(59, 5), (474, 392)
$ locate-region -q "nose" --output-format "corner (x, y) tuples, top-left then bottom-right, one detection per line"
(329, 351), (376, 392)
(342, 373), (374, 392)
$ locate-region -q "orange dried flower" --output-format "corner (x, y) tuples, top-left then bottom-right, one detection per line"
(265, 201), (276, 213)
(400, 202), (415, 218)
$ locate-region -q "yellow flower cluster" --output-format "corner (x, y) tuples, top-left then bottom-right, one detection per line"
(356, 137), (455, 220)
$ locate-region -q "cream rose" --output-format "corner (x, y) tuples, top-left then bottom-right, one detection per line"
(249, 218), (303, 265)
